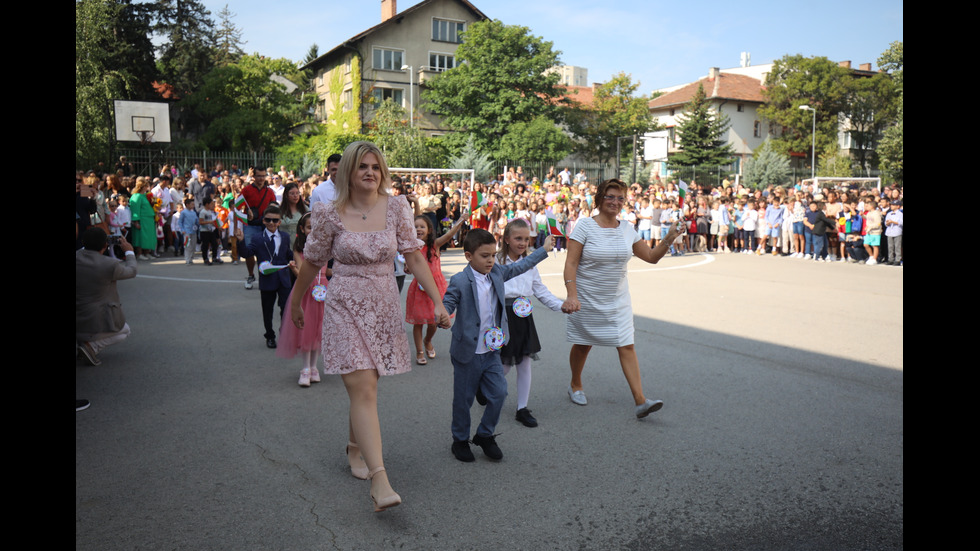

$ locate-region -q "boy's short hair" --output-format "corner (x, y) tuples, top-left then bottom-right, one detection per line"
(463, 228), (495, 253)
(263, 204), (281, 217)
(184, 197), (195, 206)
(202, 196), (214, 206)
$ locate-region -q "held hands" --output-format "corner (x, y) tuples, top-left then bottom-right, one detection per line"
(235, 227), (244, 241)
(434, 304), (452, 329)
(561, 297), (580, 314)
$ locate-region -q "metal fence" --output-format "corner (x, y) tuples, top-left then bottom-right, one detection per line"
(114, 148), (311, 179)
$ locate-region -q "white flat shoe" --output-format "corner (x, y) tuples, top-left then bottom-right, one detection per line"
(635, 399), (664, 418)
(568, 386), (587, 406)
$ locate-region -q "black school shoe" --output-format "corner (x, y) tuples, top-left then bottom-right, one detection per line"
(471, 433), (503, 461)
(515, 408), (538, 427)
(452, 439), (475, 462)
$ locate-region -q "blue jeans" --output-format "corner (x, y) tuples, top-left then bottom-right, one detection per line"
(451, 351), (507, 442)
(812, 233), (827, 260)
(804, 229), (813, 255)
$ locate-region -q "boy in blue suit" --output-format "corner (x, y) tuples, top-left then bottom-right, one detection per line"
(443, 229), (553, 462)
(235, 205), (293, 348)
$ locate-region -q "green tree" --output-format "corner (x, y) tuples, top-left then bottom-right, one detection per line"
(877, 41), (903, 184)
(818, 141), (854, 177)
(212, 4), (245, 66)
(566, 72), (658, 165)
(154, 0), (215, 97)
(421, 19), (567, 155)
(76, 0), (158, 168)
(497, 116), (573, 163)
(181, 54), (307, 151)
(742, 138), (791, 188)
(367, 99), (441, 168)
(845, 71), (899, 175)
(669, 83), (735, 167)
(758, 54), (852, 166)
(448, 135), (495, 182)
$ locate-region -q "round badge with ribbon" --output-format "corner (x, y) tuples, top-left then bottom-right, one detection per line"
(483, 326), (505, 351)
(512, 296), (533, 318)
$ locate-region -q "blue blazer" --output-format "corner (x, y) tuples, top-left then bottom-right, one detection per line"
(240, 230), (293, 291)
(443, 247), (548, 364)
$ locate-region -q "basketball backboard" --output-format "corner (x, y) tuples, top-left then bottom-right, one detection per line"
(113, 100), (171, 144)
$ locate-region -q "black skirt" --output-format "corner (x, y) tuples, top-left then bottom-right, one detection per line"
(500, 298), (542, 366)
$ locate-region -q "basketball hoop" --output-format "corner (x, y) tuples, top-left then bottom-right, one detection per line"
(136, 130), (155, 145)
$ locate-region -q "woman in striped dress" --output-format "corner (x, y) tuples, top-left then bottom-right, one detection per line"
(560, 179), (683, 419)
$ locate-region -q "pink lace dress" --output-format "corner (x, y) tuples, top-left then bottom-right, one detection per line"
(304, 196), (423, 376)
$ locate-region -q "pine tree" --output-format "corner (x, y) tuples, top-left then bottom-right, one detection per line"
(670, 83), (734, 168)
(212, 4), (245, 66)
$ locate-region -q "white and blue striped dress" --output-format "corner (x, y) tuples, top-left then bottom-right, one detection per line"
(566, 217), (640, 347)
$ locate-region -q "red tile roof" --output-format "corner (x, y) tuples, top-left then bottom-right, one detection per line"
(648, 73), (764, 110)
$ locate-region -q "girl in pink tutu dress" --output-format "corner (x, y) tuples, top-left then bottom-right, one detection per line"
(405, 213), (466, 365)
(278, 213), (331, 386)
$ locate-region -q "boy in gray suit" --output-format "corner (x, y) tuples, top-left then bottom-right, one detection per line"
(443, 229), (553, 462)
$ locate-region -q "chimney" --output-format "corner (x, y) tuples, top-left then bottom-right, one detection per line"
(839, 60), (852, 69)
(382, 0), (397, 22)
(859, 63), (872, 71)
(708, 67), (720, 79)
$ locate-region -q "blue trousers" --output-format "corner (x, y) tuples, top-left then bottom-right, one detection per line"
(451, 351), (507, 442)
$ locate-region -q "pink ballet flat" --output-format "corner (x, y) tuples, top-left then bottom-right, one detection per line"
(309, 366), (320, 383)
(298, 368), (311, 388)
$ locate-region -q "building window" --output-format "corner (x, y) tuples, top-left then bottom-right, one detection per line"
(737, 103), (745, 112)
(753, 121), (761, 138)
(429, 53), (457, 72)
(343, 89), (353, 112)
(372, 87), (404, 107)
(373, 47), (404, 71)
(433, 18), (465, 43)
(344, 55), (352, 74)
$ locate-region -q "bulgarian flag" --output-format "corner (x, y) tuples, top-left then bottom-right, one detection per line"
(677, 180), (689, 209)
(545, 207), (564, 236)
(233, 194), (249, 223)
(469, 190), (488, 212)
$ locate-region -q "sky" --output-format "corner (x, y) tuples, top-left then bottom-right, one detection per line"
(200, 0), (903, 94)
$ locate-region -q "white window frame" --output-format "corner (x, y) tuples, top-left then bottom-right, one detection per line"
(372, 46), (405, 72)
(432, 17), (465, 43)
(428, 51), (458, 72)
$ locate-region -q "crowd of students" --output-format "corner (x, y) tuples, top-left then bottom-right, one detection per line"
(76, 157), (903, 269)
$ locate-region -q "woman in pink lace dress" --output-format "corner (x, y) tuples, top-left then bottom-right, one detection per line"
(289, 142), (450, 513)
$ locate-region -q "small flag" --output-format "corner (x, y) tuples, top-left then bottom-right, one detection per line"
(677, 180), (689, 209)
(258, 261), (289, 275)
(545, 207), (564, 236)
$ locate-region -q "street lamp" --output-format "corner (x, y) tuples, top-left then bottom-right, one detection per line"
(401, 64), (414, 127)
(799, 105), (816, 180)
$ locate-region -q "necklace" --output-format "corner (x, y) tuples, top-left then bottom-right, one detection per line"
(352, 197), (381, 220)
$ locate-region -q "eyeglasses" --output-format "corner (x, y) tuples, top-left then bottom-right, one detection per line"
(263, 218), (281, 224)
(602, 195), (626, 203)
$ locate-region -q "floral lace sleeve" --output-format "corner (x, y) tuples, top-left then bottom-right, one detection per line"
(394, 196), (424, 254)
(303, 201), (334, 267)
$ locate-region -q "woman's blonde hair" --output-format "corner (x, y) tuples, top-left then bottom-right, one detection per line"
(333, 141), (391, 211)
